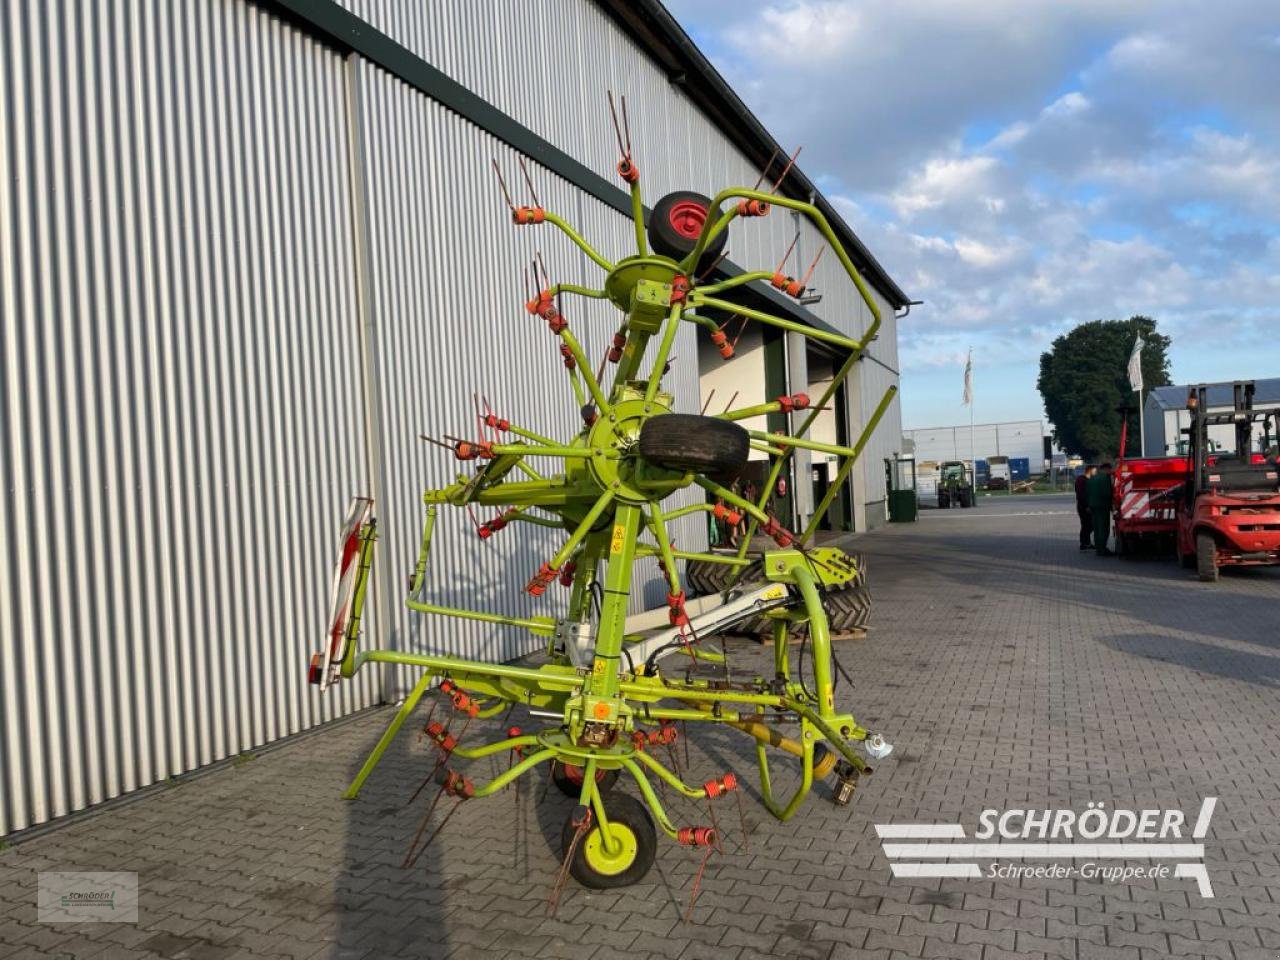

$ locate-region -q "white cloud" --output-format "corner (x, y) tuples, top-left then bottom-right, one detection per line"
(953, 236), (1023, 269)
(890, 155), (1000, 217)
(667, 0), (1280, 425)
(740, 1), (863, 61)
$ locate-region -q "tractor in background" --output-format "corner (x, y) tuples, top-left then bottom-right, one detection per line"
(937, 460), (974, 509)
(1178, 381), (1280, 581)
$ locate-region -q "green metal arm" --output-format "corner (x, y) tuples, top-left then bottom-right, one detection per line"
(550, 488), (615, 569)
(490, 443), (592, 459)
(541, 211), (614, 272)
(688, 294), (859, 352)
(630, 181), (646, 256)
(693, 476), (773, 526)
(551, 282), (608, 300)
(645, 506), (681, 596)
(800, 384), (897, 543)
(683, 312), (722, 336)
(748, 431), (857, 457)
(403, 599), (556, 636)
(644, 302), (684, 405)
(720, 401), (787, 421)
(692, 270), (774, 297)
(556, 325), (610, 412)
(679, 205), (740, 273)
(683, 188), (884, 330)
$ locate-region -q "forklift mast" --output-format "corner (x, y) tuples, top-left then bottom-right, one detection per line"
(1186, 380), (1280, 494)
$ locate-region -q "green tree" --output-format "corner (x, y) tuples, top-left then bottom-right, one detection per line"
(1037, 316), (1171, 461)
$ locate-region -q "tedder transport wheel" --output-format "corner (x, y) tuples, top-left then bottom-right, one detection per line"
(639, 414), (749, 482)
(648, 191), (729, 271)
(563, 793), (657, 889)
(1196, 532), (1219, 582)
(550, 761), (620, 799)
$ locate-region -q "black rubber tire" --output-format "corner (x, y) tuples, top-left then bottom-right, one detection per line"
(938, 495), (950, 509)
(647, 191), (728, 271)
(562, 792), (657, 889)
(639, 414), (749, 482)
(1196, 532), (1219, 582)
(823, 583), (872, 632)
(724, 553), (872, 638)
(550, 761), (619, 799)
(685, 556), (763, 597)
(1180, 550), (1196, 569)
(683, 559), (717, 597)
(1115, 532), (1128, 557)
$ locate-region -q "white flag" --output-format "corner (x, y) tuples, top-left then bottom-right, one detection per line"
(962, 350), (973, 406)
(1127, 334), (1144, 393)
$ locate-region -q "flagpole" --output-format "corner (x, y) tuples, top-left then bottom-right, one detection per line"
(1137, 386), (1145, 456)
(1128, 331), (1145, 457)
(967, 348), (974, 474)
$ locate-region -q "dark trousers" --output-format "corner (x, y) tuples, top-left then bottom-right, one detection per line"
(1092, 509), (1110, 554)
(1077, 505), (1092, 548)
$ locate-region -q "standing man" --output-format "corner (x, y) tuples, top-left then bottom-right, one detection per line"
(1087, 463), (1114, 556)
(1074, 465), (1096, 550)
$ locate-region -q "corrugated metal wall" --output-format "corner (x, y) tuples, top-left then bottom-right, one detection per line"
(0, 0), (710, 835)
(333, 1), (885, 340)
(0, 0), (377, 835)
(349, 60), (703, 698)
(333, 0), (903, 531)
(852, 288), (903, 523)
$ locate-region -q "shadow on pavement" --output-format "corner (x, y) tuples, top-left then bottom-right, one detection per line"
(1099, 631), (1280, 688)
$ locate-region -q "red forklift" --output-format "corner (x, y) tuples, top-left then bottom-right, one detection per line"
(1177, 381), (1280, 581)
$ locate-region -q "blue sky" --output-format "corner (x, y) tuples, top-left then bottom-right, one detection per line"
(665, 0), (1280, 429)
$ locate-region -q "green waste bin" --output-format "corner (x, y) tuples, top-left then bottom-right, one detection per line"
(888, 489), (918, 523)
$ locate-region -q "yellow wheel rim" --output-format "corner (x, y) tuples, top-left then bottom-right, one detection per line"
(582, 822), (638, 876)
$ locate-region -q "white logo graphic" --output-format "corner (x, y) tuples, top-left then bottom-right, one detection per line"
(876, 798), (1216, 898)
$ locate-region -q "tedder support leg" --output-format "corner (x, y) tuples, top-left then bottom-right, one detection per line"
(792, 566), (835, 717)
(586, 502), (641, 698)
(344, 672), (434, 799)
(754, 565), (838, 819)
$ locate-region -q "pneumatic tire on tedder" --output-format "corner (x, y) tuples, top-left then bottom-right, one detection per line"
(639, 414), (749, 482)
(562, 792), (658, 889)
(550, 760), (620, 798)
(648, 191), (729, 272)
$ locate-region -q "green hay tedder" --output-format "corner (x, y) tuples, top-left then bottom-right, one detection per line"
(311, 100), (897, 892)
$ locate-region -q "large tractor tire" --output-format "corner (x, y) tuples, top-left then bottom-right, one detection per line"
(823, 554), (872, 633)
(1196, 532), (1219, 582)
(685, 557), (763, 598)
(639, 414), (749, 483)
(686, 553), (872, 638)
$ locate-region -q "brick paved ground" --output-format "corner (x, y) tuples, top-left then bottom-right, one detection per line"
(2, 493), (1278, 959)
